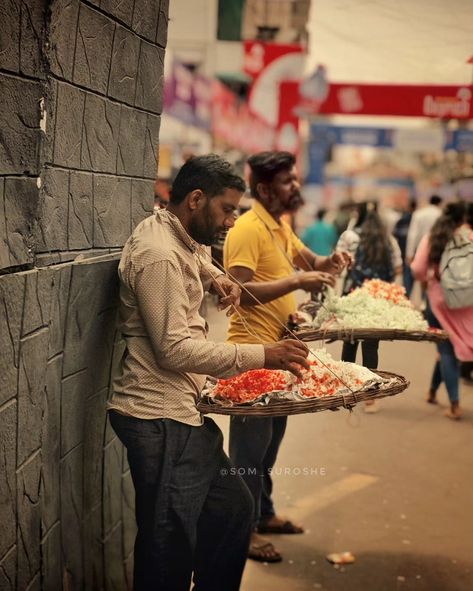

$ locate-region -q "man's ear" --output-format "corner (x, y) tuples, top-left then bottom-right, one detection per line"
(256, 182), (269, 200)
(188, 189), (205, 210)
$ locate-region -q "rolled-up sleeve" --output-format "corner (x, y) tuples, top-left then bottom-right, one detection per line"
(134, 260), (265, 378)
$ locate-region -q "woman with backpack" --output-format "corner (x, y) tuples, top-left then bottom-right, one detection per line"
(337, 202), (402, 412)
(411, 201), (473, 420)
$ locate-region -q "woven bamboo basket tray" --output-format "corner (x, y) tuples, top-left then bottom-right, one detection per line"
(292, 327), (448, 343)
(197, 370), (409, 417)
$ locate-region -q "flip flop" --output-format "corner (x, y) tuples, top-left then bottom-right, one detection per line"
(257, 519), (304, 535)
(248, 541), (283, 563)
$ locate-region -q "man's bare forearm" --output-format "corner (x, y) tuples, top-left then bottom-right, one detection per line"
(238, 275), (301, 306)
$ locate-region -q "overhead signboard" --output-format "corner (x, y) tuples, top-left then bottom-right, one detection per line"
(280, 81), (473, 119)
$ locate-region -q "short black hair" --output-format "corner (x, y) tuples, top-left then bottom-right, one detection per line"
(430, 195), (442, 206)
(247, 151), (296, 198)
(170, 154), (245, 205)
(316, 208), (326, 220)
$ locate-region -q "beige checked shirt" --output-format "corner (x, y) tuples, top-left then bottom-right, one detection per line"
(109, 210), (265, 426)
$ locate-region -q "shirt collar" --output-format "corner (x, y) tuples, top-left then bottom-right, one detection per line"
(252, 200), (281, 232)
(156, 209), (197, 253)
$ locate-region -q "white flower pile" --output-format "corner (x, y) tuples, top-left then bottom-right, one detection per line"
(314, 280), (428, 331)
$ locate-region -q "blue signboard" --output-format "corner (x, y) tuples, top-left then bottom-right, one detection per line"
(310, 124), (393, 148)
(445, 129), (473, 151)
(307, 124), (473, 185)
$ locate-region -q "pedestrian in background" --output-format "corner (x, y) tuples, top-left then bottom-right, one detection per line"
(411, 201), (473, 420)
(301, 208), (338, 255)
(406, 195), (442, 264)
(393, 198), (417, 296)
(337, 202), (402, 413)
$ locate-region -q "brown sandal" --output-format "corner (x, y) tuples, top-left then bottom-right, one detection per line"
(248, 541), (283, 563)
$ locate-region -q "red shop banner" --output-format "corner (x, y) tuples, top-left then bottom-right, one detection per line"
(244, 41), (305, 129)
(243, 41), (305, 80)
(279, 81), (473, 120)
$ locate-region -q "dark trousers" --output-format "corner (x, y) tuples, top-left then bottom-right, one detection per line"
(109, 411), (253, 591)
(402, 262), (414, 297)
(424, 302), (459, 404)
(229, 415), (287, 526)
(341, 339), (379, 369)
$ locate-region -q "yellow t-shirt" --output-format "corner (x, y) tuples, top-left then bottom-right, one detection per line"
(224, 200), (305, 344)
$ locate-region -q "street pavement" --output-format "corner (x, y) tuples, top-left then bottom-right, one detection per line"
(204, 296), (473, 591)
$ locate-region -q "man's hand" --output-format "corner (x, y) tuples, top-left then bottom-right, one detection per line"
(263, 339), (310, 379)
(297, 271), (336, 293)
(318, 251), (353, 275)
(211, 274), (241, 316)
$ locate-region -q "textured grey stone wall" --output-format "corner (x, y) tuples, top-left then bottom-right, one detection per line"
(0, 1), (168, 589)
(0, 257), (134, 590)
(1, 0), (167, 272)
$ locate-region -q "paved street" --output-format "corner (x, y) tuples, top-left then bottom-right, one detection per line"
(205, 296), (473, 591)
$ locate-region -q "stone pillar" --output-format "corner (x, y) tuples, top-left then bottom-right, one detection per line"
(0, 1), (168, 589)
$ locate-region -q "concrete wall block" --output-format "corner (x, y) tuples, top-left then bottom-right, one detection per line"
(135, 41), (164, 113)
(41, 355), (62, 531)
(144, 113), (161, 178)
(132, 0), (159, 42)
(63, 258), (120, 376)
(20, 0), (47, 78)
(61, 370), (90, 457)
(48, 265), (72, 359)
(22, 268), (54, 336)
(102, 0), (134, 27)
(0, 75), (41, 175)
(0, 400), (17, 559)
(131, 179), (154, 230)
(25, 573), (41, 591)
(104, 413), (118, 447)
(108, 24), (140, 104)
(17, 451), (42, 590)
(93, 175), (132, 246)
(38, 78), (57, 166)
(0, 0), (20, 71)
(91, 307), (119, 392)
(83, 505), (104, 591)
(41, 522), (61, 591)
(156, 0), (169, 48)
(53, 82), (85, 168)
(83, 391), (107, 515)
(0, 180), (9, 270)
(124, 553), (133, 590)
(0, 273), (24, 404)
(81, 93), (120, 174)
(3, 177), (39, 268)
(103, 522), (125, 591)
(103, 438), (123, 534)
(122, 470), (136, 559)
(17, 329), (49, 466)
(74, 4), (115, 94)
(0, 545), (17, 591)
(60, 444), (84, 590)
(37, 167), (69, 252)
(117, 106), (147, 177)
(48, 0), (79, 80)
(69, 170), (94, 249)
